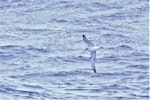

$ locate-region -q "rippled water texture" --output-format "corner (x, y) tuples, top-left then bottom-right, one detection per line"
(0, 0), (149, 100)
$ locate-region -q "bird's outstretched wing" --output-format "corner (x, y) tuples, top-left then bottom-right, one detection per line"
(90, 51), (96, 73)
(82, 34), (94, 47)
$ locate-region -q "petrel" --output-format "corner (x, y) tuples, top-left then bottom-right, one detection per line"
(82, 34), (101, 73)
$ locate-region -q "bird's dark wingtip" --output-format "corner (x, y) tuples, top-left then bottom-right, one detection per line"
(93, 69), (96, 73)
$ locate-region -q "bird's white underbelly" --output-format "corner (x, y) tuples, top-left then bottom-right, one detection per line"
(88, 46), (99, 52)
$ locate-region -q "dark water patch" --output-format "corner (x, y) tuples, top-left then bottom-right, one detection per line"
(130, 93), (149, 99)
(58, 56), (77, 63)
(102, 33), (135, 47)
(64, 82), (72, 86)
(52, 70), (90, 77)
(125, 70), (147, 76)
(117, 61), (131, 65)
(113, 44), (133, 51)
(126, 65), (148, 70)
(92, 72), (129, 77)
(126, 4), (148, 18)
(0, 45), (25, 52)
(109, 84), (130, 90)
(10, 72), (49, 79)
(72, 18), (94, 25)
(0, 4), (11, 10)
(120, 79), (148, 88)
(98, 26), (128, 33)
(134, 57), (149, 62)
(0, 0), (47, 10)
(100, 84), (133, 93)
(65, 88), (98, 92)
(0, 51), (31, 62)
(76, 56), (90, 61)
(99, 55), (121, 62)
(73, 95), (89, 100)
(102, 4), (146, 20)
(9, 70), (90, 81)
(90, 2), (108, 10)
(72, 28), (97, 33)
(0, 85), (21, 95)
(0, 84), (52, 99)
(16, 28), (52, 32)
(102, 33), (134, 43)
(142, 87), (149, 94)
(0, 52), (16, 61)
(0, 89), (7, 94)
(111, 54), (148, 63)
(0, 0), (28, 10)
(9, 74), (38, 80)
(112, 97), (137, 100)
(0, 45), (33, 59)
(16, 91), (52, 99)
(0, 21), (7, 25)
(59, 2), (84, 9)
(11, 65), (30, 71)
(103, 12), (126, 20)
(85, 2), (123, 12)
(0, 85), (10, 94)
(90, 2), (123, 12)
(23, 84), (44, 90)
(59, 1), (72, 4)
(0, 35), (17, 39)
(51, 18), (69, 23)
(51, 72), (68, 77)
(0, 85), (16, 94)
(131, 52), (149, 57)
(137, 75), (149, 81)
(103, 33), (128, 38)
(58, 55), (89, 63)
(137, 3), (149, 12)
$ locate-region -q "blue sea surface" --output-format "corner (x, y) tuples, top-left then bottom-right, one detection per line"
(0, 0), (149, 100)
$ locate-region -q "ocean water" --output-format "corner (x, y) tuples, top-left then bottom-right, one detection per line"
(0, 0), (149, 100)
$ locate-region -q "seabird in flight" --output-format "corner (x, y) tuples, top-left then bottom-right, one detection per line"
(82, 34), (102, 73)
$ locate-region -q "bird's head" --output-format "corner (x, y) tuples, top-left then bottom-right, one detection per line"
(82, 34), (85, 37)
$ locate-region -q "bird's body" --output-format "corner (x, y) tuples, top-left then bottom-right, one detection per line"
(88, 46), (99, 52)
(82, 34), (101, 73)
